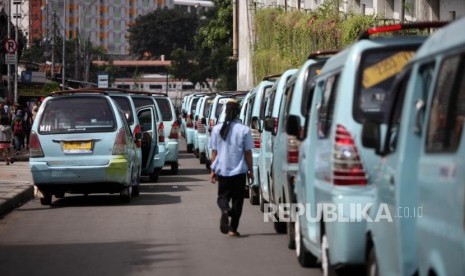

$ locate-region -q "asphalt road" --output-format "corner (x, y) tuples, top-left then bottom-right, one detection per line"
(0, 143), (322, 276)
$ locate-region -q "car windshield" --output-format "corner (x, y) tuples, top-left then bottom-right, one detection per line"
(154, 98), (173, 121)
(38, 96), (116, 134)
(355, 47), (417, 123)
(109, 95), (134, 125)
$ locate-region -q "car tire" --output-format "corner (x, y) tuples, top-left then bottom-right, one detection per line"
(259, 185), (267, 213)
(131, 184), (140, 197)
(170, 163), (179, 175)
(244, 186), (250, 199)
(287, 221), (296, 249)
(120, 186), (132, 203)
(199, 153), (206, 164)
(249, 186), (259, 205)
(205, 159), (211, 172)
(40, 193), (52, 206)
(366, 246), (378, 276)
(274, 221), (287, 234)
(295, 215), (318, 267)
(321, 233), (337, 276)
(150, 168), (161, 182)
(187, 144), (193, 153)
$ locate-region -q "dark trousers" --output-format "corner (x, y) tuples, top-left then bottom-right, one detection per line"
(217, 173), (246, 232)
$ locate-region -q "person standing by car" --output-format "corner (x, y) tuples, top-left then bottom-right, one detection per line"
(209, 100), (254, 237)
(0, 117), (14, 165)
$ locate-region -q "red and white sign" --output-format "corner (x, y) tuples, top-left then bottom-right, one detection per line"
(3, 39), (17, 54)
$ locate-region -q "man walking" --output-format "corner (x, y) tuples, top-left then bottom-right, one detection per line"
(209, 100), (254, 237)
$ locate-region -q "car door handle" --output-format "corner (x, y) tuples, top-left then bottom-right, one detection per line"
(390, 175), (395, 186)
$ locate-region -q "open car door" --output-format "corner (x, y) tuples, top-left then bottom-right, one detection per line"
(137, 106), (159, 176)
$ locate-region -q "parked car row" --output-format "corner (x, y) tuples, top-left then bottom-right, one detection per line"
(180, 20), (464, 276)
(30, 88), (180, 205)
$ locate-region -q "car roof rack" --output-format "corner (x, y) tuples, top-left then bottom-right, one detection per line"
(358, 21), (449, 40)
(307, 50), (339, 60)
(50, 89), (110, 96)
(128, 90), (168, 96)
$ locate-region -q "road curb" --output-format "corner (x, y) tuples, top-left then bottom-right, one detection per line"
(0, 184), (34, 219)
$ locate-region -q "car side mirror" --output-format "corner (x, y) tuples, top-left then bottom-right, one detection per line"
(251, 116), (260, 130)
(286, 115), (301, 138)
(201, 117), (206, 125)
(194, 115), (199, 121)
(182, 112), (187, 118)
(362, 120), (381, 154)
(134, 132), (142, 140)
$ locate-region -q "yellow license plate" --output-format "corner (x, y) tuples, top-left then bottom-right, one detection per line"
(63, 141), (92, 153)
(363, 51), (415, 89)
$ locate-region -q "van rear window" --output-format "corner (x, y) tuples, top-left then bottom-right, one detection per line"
(354, 47), (417, 123)
(154, 98), (173, 121)
(39, 96), (116, 134)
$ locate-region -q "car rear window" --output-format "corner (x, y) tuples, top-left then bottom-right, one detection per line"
(109, 95), (134, 125)
(203, 98), (213, 117)
(154, 98), (173, 121)
(301, 61), (326, 116)
(132, 97), (154, 109)
(38, 96), (116, 134)
(190, 97), (200, 113)
(354, 47), (417, 123)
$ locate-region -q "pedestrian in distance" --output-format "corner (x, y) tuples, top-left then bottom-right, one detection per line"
(209, 100), (254, 237)
(0, 116), (14, 165)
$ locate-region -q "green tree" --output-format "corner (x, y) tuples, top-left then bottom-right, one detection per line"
(127, 7), (200, 59)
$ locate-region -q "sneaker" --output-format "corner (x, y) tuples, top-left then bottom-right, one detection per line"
(220, 212), (229, 234)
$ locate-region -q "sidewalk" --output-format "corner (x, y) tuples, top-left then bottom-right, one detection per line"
(0, 148), (34, 219)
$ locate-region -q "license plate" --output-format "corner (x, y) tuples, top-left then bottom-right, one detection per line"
(63, 141), (92, 154)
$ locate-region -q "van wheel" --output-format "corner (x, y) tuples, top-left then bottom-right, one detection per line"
(170, 163), (179, 175)
(205, 160), (211, 172)
(40, 193), (52, 206)
(120, 186), (132, 203)
(295, 215), (318, 267)
(274, 221), (287, 234)
(321, 233), (337, 276)
(199, 153), (206, 164)
(187, 144), (193, 153)
(131, 184), (140, 197)
(366, 247), (379, 276)
(249, 186), (259, 205)
(287, 221), (296, 249)
(150, 169), (161, 182)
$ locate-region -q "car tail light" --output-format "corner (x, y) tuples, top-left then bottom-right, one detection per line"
(158, 122), (165, 142)
(112, 128), (128, 155)
(287, 136), (299, 164)
(169, 121), (179, 139)
(333, 124), (367, 185)
(273, 118), (279, 134)
(252, 129), (261, 149)
(133, 124), (142, 148)
(197, 119), (206, 134)
(186, 115), (193, 128)
(29, 131), (44, 158)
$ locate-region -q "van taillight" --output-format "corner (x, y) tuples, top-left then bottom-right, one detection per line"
(158, 122), (165, 142)
(186, 115), (193, 128)
(287, 136), (299, 164)
(133, 124), (142, 148)
(252, 129), (261, 149)
(112, 128), (128, 155)
(29, 131), (44, 158)
(169, 121), (179, 139)
(333, 124), (367, 185)
(273, 118), (279, 134)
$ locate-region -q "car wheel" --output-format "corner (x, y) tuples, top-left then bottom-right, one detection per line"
(40, 193), (52, 206)
(259, 185), (266, 213)
(170, 163), (179, 175)
(366, 246), (379, 276)
(199, 153), (206, 164)
(131, 168), (140, 197)
(150, 168), (161, 182)
(321, 233), (337, 276)
(187, 144), (193, 153)
(244, 185), (250, 199)
(194, 148), (199, 158)
(274, 221), (287, 234)
(205, 160), (211, 172)
(249, 186), (259, 205)
(120, 186), (132, 203)
(287, 221), (296, 249)
(295, 214), (318, 267)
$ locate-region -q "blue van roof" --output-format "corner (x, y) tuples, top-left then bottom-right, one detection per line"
(413, 18), (465, 61)
(320, 36), (427, 73)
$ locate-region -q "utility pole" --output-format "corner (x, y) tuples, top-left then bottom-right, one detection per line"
(14, 0), (19, 103)
(51, 10), (56, 79)
(7, 0), (11, 101)
(62, 0), (66, 90)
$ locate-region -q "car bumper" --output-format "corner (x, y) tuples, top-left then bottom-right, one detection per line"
(30, 156), (131, 186)
(197, 133), (207, 153)
(186, 128), (194, 144)
(165, 139), (179, 163)
(153, 144), (167, 169)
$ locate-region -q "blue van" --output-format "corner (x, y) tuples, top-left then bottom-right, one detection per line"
(293, 23), (434, 273)
(362, 20), (460, 276)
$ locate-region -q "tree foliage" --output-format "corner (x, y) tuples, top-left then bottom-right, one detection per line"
(127, 7), (199, 59)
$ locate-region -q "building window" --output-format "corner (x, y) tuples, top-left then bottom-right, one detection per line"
(149, 84), (163, 89)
